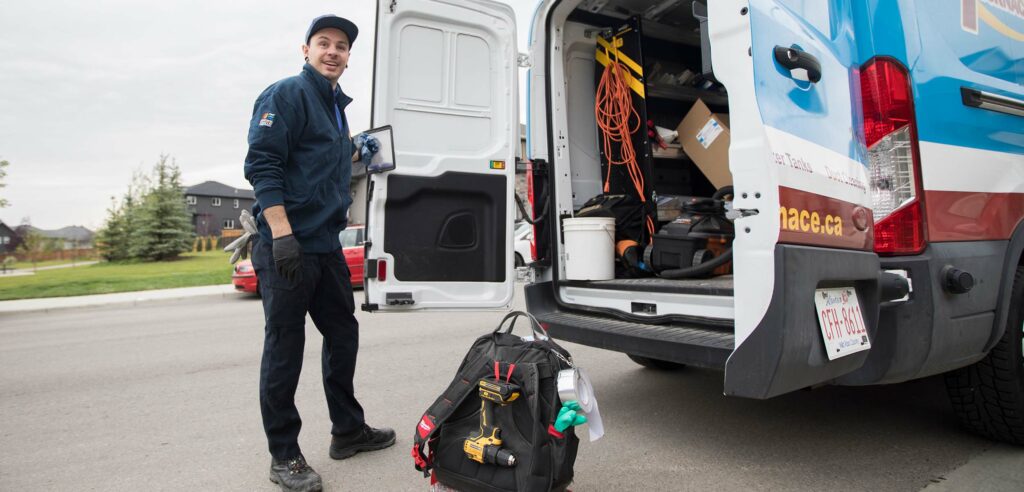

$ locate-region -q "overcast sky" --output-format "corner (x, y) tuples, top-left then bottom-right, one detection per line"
(0, 0), (539, 230)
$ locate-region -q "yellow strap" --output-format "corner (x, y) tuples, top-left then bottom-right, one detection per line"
(595, 36), (643, 76)
(596, 48), (646, 98)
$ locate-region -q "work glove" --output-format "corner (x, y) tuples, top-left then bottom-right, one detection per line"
(272, 234), (303, 285)
(354, 133), (381, 162)
(223, 209), (258, 264)
(554, 401), (588, 433)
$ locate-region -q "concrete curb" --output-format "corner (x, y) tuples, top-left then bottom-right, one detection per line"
(0, 284), (245, 315)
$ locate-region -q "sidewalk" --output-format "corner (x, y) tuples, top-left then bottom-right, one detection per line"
(0, 284), (240, 314)
(0, 261), (101, 277)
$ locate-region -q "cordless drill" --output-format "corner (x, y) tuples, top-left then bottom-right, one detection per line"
(463, 378), (520, 467)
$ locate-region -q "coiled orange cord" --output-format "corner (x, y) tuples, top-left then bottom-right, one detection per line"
(595, 56), (655, 242)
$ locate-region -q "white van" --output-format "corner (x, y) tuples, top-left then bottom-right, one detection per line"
(362, 0), (1024, 444)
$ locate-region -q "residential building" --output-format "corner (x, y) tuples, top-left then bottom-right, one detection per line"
(185, 181), (256, 237)
(33, 226), (94, 249)
(0, 220), (18, 254)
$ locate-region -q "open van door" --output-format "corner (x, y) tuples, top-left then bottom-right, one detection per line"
(720, 0), (878, 398)
(363, 0), (518, 311)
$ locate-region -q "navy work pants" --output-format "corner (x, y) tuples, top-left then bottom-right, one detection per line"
(252, 237), (365, 460)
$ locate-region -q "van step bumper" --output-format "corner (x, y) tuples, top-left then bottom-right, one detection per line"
(526, 283), (733, 370)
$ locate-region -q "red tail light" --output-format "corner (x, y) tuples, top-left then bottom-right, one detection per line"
(377, 259), (387, 282)
(858, 58), (927, 255)
(526, 159), (537, 262)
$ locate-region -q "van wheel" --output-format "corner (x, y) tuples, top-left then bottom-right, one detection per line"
(515, 253), (525, 268)
(627, 354), (685, 370)
(944, 265), (1024, 444)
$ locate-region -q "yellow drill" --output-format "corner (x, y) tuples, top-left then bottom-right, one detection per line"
(463, 378), (520, 467)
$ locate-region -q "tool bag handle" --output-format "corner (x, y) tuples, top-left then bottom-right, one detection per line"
(495, 310), (549, 340)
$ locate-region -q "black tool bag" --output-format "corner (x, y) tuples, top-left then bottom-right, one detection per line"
(576, 193), (647, 245)
(412, 312), (579, 492)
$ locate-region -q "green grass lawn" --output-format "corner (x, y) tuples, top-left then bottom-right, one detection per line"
(0, 251), (235, 301)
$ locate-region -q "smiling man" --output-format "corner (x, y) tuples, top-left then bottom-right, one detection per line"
(243, 14), (395, 492)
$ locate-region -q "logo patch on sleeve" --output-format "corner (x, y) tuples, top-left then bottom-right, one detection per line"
(259, 113), (276, 128)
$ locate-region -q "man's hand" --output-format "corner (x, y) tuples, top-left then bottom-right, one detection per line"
(354, 133), (381, 162)
(272, 235), (303, 284)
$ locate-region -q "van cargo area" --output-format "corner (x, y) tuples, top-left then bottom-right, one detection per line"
(547, 0), (738, 321)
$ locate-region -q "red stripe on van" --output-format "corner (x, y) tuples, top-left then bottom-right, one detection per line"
(925, 190), (1024, 242)
(778, 187), (873, 251)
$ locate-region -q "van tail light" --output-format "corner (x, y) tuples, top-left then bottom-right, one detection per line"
(858, 57), (927, 255)
(377, 260), (387, 282)
(526, 159), (537, 262)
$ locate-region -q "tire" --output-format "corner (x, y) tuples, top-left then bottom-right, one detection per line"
(627, 354), (686, 371)
(945, 265), (1024, 445)
(515, 253), (525, 268)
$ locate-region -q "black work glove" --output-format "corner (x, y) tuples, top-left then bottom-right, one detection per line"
(272, 234), (303, 284)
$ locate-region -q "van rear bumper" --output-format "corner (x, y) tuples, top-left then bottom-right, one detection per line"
(527, 244), (886, 398)
(724, 244), (881, 398)
(524, 284), (734, 370)
(835, 241), (1007, 386)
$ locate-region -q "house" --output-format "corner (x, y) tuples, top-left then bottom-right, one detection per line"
(0, 220), (18, 254)
(185, 181), (256, 237)
(33, 226), (94, 249)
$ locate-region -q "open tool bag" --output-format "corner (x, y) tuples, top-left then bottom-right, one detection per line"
(412, 312), (579, 492)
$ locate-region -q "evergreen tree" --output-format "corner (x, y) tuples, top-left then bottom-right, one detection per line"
(0, 159), (9, 208)
(95, 197), (130, 261)
(130, 155), (193, 261)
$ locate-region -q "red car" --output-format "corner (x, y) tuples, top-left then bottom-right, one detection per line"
(232, 225), (366, 294)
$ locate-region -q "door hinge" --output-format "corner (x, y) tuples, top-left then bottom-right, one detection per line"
(517, 53), (532, 68)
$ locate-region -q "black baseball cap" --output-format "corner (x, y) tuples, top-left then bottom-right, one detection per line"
(305, 14), (359, 46)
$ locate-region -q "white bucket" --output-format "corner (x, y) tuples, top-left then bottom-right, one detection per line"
(562, 217), (616, 281)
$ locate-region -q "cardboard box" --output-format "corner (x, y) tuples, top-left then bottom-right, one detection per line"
(676, 99), (732, 189)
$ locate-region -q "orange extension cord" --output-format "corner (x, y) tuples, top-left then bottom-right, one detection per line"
(595, 58), (656, 242)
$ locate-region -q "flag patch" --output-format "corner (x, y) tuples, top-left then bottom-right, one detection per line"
(259, 112), (275, 128)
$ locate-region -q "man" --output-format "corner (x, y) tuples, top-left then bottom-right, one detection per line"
(243, 14), (395, 492)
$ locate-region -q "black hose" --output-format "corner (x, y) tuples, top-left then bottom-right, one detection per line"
(712, 185), (734, 201)
(514, 193), (548, 225)
(657, 247), (733, 279)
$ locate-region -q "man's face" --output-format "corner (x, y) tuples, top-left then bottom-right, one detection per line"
(302, 28), (351, 85)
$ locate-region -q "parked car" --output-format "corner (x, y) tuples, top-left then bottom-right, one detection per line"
(232, 224), (366, 294)
(231, 259), (258, 294)
(339, 225), (366, 287)
(514, 222), (532, 267)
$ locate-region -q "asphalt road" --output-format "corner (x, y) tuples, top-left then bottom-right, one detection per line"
(0, 288), (1011, 491)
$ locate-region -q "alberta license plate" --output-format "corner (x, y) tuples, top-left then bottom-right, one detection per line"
(815, 287), (870, 360)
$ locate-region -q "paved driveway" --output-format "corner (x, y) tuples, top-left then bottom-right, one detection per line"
(0, 289), (1016, 491)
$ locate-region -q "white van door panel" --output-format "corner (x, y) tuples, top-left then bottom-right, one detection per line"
(364, 0), (518, 311)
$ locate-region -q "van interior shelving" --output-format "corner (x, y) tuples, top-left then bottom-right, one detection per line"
(552, 0), (736, 314)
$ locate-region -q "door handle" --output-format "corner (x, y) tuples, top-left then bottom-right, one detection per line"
(774, 46), (822, 83)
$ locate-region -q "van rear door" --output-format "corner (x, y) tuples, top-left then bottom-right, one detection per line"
(363, 0), (519, 311)
(722, 0), (875, 397)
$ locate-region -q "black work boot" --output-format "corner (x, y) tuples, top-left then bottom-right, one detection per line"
(329, 424), (397, 459)
(269, 455), (322, 492)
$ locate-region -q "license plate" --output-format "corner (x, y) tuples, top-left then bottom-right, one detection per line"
(815, 287), (870, 360)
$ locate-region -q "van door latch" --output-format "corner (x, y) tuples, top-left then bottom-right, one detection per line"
(727, 208), (759, 220)
(517, 53), (532, 68)
(386, 292), (415, 306)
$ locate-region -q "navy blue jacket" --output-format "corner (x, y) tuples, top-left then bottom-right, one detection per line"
(244, 64), (354, 253)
